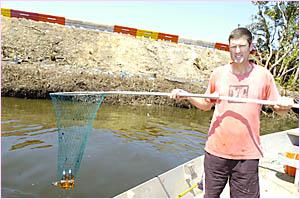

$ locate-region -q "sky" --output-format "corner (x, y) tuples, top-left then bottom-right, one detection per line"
(1, 0), (258, 43)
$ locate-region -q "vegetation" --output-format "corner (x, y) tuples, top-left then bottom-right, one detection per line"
(248, 1), (299, 91)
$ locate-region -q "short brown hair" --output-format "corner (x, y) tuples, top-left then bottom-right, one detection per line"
(228, 27), (252, 45)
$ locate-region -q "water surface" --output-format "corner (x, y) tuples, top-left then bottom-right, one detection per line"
(1, 97), (298, 197)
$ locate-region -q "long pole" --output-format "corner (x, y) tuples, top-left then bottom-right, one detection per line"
(51, 91), (299, 109)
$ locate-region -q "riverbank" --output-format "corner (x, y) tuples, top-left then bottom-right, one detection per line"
(1, 16), (229, 107)
(1, 16), (299, 113)
(2, 61), (207, 108)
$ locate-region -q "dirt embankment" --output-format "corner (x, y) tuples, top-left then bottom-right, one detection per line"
(1, 16), (297, 110)
(1, 16), (232, 106)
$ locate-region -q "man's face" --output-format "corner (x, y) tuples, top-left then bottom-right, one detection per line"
(229, 37), (252, 64)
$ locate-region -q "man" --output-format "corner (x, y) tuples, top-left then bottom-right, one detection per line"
(170, 27), (293, 198)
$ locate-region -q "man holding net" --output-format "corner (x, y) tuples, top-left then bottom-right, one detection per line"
(170, 27), (293, 198)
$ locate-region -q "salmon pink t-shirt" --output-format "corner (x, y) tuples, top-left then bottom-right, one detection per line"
(204, 63), (280, 159)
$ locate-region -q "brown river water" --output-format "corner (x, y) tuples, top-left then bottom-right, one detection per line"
(1, 97), (298, 197)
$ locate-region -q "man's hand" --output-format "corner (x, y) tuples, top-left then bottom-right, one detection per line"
(169, 89), (218, 111)
(273, 96), (294, 115)
(169, 89), (190, 101)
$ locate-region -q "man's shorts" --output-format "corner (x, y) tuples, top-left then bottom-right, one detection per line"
(204, 151), (260, 198)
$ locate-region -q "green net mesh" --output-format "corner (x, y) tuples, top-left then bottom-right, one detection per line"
(50, 93), (105, 188)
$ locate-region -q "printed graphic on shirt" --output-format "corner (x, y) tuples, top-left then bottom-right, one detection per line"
(228, 85), (249, 103)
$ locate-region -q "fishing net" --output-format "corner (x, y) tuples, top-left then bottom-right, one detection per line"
(50, 92), (105, 189)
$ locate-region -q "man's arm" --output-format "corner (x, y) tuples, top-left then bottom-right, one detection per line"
(188, 97), (215, 111)
(169, 89), (216, 111)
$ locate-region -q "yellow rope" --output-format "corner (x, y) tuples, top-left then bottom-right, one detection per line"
(176, 183), (200, 198)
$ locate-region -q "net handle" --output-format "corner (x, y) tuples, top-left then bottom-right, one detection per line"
(50, 91), (299, 109)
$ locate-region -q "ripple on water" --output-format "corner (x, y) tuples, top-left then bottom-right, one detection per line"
(2, 187), (37, 198)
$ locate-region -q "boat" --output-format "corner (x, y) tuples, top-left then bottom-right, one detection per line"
(114, 128), (299, 198)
